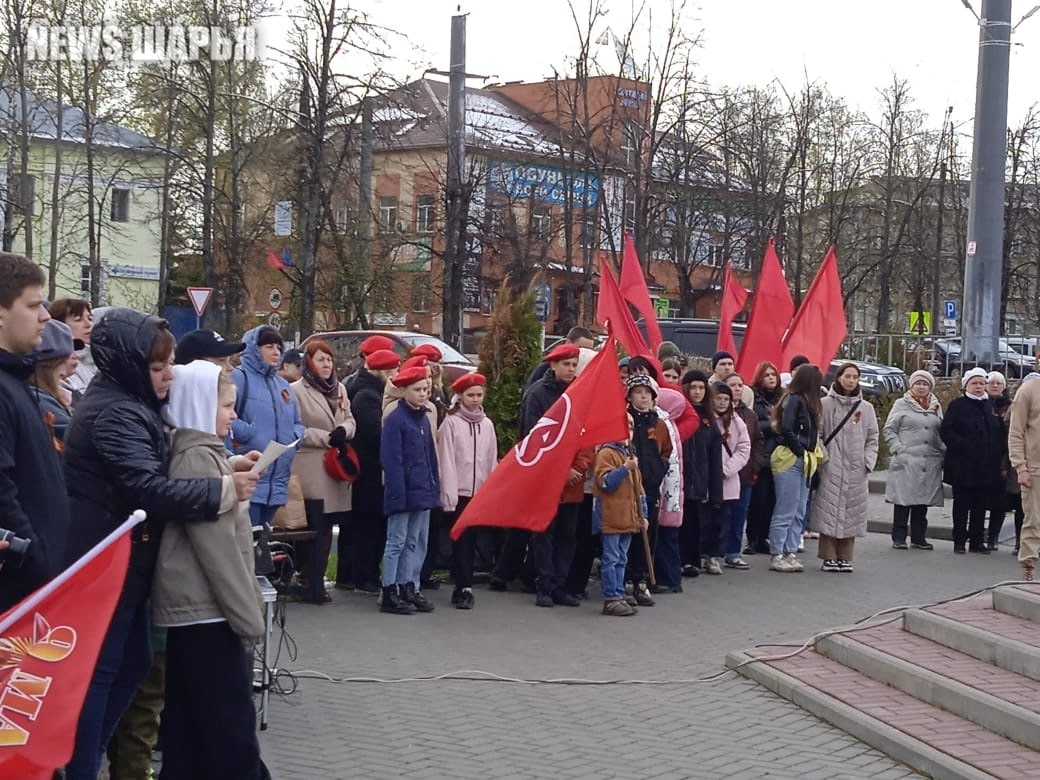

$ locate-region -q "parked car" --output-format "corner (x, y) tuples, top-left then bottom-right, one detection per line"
(823, 359), (907, 399)
(1005, 336), (1039, 359)
(301, 330), (476, 383)
(929, 337), (1034, 378)
(642, 318), (747, 358)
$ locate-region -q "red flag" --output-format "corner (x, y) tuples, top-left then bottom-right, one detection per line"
(266, 251), (286, 271)
(619, 233), (664, 351)
(450, 343), (628, 540)
(735, 238), (795, 377)
(717, 262), (748, 356)
(782, 246), (846, 370)
(596, 260), (651, 358)
(0, 513), (138, 779)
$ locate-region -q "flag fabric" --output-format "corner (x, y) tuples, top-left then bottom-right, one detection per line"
(781, 246), (847, 370)
(596, 260), (650, 359)
(266, 251), (286, 271)
(450, 344), (628, 541)
(281, 248), (293, 267)
(717, 262), (748, 357)
(735, 238), (795, 377)
(619, 233), (664, 351)
(0, 513), (140, 780)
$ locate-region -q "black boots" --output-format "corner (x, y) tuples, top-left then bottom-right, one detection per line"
(380, 585), (415, 615)
(401, 582), (435, 613)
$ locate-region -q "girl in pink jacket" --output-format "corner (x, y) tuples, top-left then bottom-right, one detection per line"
(713, 383), (751, 573)
(438, 373), (498, 609)
(654, 387), (686, 592)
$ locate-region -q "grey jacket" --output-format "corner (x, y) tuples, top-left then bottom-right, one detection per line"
(152, 429), (265, 642)
(883, 393), (946, 508)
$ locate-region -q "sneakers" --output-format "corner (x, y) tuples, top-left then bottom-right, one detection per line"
(724, 557), (750, 570)
(681, 565), (701, 578)
(488, 577), (509, 592)
(821, 559), (842, 572)
(451, 588), (475, 609)
(624, 594), (639, 607)
(892, 541), (909, 550)
(783, 554), (804, 572)
(651, 583), (683, 594)
(602, 598), (636, 616)
(402, 583), (435, 613)
(1023, 560), (1035, 582)
(742, 545), (757, 556)
(797, 535), (806, 553)
(770, 555), (792, 572)
(954, 545), (966, 554)
(806, 531), (820, 539)
(910, 542), (933, 551)
(838, 559), (854, 573)
(704, 558), (723, 575)
(633, 582), (656, 606)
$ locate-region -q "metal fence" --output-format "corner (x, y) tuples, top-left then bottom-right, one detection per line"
(838, 333), (1040, 379)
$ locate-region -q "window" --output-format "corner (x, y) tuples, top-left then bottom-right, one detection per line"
(335, 203), (350, 232)
(621, 126), (637, 168)
(705, 244), (725, 268)
(80, 264), (91, 295)
(416, 194), (435, 233)
(579, 213), (598, 248)
(411, 272), (430, 312)
(623, 196), (636, 231)
(110, 188), (130, 222)
(531, 205), (551, 242)
(378, 196), (397, 233)
(486, 202), (506, 235)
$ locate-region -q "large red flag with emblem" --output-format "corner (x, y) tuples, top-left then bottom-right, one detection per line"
(735, 238), (795, 377)
(0, 512), (140, 780)
(717, 262), (748, 356)
(619, 233), (664, 351)
(596, 260), (651, 359)
(450, 344), (628, 540)
(781, 246), (847, 370)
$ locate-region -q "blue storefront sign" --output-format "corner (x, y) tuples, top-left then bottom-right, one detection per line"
(487, 162), (600, 207)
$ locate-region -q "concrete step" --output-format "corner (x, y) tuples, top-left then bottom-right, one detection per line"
(816, 622), (1040, 750)
(903, 597), (1040, 682)
(992, 584), (1040, 624)
(726, 644), (1037, 779)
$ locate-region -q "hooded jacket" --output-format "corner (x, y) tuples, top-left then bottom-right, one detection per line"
(437, 407), (498, 512)
(228, 326), (305, 507)
(153, 361), (265, 641)
(64, 308), (223, 609)
(592, 443), (646, 535)
(0, 348), (70, 610)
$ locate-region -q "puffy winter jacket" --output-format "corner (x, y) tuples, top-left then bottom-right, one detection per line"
(437, 408), (498, 512)
(64, 308), (222, 609)
(349, 367), (387, 515)
(228, 326), (305, 507)
(940, 395), (1005, 490)
(381, 400), (440, 515)
(717, 414), (751, 501)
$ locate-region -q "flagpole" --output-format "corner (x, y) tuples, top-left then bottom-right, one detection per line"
(0, 511), (145, 635)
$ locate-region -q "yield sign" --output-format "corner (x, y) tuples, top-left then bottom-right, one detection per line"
(187, 287), (213, 317)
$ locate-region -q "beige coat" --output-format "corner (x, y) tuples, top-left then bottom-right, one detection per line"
(1009, 378), (1040, 475)
(291, 379), (356, 513)
(152, 430), (265, 642)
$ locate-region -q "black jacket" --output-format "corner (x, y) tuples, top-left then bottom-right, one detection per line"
(940, 395), (1005, 490)
(349, 367), (386, 514)
(778, 394), (818, 458)
(682, 405), (723, 505)
(0, 349), (70, 610)
(753, 388), (782, 460)
(63, 309), (222, 608)
(524, 360), (551, 391)
(519, 371), (567, 438)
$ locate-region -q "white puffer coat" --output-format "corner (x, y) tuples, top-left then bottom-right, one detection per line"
(811, 389), (879, 538)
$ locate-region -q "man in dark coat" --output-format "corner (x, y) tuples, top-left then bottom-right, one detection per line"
(0, 252), (68, 610)
(524, 326), (596, 390)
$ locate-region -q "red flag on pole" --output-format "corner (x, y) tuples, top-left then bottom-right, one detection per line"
(717, 262), (748, 356)
(0, 512), (140, 780)
(266, 251), (286, 271)
(450, 343), (628, 541)
(596, 260), (651, 358)
(781, 246), (847, 370)
(619, 233), (664, 351)
(735, 238), (795, 377)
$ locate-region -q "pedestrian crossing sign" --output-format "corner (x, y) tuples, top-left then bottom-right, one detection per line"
(907, 311), (931, 335)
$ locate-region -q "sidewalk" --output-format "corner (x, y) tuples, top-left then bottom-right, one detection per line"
(866, 470), (955, 542)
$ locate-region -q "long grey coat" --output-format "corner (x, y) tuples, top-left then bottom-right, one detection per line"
(883, 393), (945, 507)
(811, 389), (879, 538)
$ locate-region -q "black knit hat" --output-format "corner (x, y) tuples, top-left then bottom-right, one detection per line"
(256, 326), (284, 349)
(712, 350), (734, 369)
(682, 369), (709, 386)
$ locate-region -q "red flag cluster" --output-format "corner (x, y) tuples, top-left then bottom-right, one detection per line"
(594, 233), (663, 359)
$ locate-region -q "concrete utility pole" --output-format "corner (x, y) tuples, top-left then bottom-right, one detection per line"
(961, 0), (1012, 363)
(442, 13), (468, 350)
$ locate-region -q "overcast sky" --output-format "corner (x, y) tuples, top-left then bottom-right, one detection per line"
(348, 0), (1040, 129)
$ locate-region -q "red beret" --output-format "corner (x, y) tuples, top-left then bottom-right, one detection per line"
(546, 344), (580, 363)
(360, 335), (395, 356)
(365, 349), (401, 371)
(400, 355), (429, 372)
(451, 372), (486, 394)
(410, 343), (443, 362)
(391, 366), (430, 388)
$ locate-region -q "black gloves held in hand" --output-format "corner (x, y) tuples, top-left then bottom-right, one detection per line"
(328, 426), (348, 448)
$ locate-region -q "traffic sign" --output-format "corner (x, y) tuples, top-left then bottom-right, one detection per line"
(944, 300), (957, 320)
(187, 287), (213, 317)
(534, 283), (551, 323)
(269, 288), (283, 310)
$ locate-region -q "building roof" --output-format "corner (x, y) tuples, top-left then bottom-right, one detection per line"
(0, 87), (159, 151)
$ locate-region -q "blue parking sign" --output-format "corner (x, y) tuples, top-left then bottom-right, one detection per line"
(944, 300), (957, 320)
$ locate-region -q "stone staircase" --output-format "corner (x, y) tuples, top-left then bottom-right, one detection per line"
(727, 584), (1040, 779)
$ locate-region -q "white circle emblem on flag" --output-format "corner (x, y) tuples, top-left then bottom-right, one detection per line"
(514, 395), (572, 467)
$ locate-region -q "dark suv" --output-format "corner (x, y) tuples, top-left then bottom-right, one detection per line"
(823, 359), (907, 398)
(647, 318), (747, 358)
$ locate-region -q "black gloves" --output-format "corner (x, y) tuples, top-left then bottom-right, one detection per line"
(328, 427), (348, 448)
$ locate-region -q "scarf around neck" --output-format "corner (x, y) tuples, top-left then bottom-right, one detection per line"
(303, 358), (339, 406)
(455, 405), (485, 424)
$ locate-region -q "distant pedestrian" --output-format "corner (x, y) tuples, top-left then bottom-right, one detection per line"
(724, 373), (762, 569)
(174, 329), (246, 375)
(883, 370), (945, 550)
(679, 370), (723, 577)
(712, 382), (750, 575)
(653, 387), (686, 592)
(279, 348), (304, 383)
(29, 319), (83, 444)
(47, 296), (95, 405)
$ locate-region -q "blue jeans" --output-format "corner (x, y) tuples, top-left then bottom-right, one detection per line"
(249, 502), (279, 528)
(67, 602), (153, 780)
(724, 487), (753, 559)
(600, 533), (631, 598)
(382, 510), (429, 587)
(654, 526), (682, 587)
(770, 460), (809, 555)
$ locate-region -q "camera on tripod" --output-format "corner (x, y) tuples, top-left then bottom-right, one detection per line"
(0, 529), (31, 559)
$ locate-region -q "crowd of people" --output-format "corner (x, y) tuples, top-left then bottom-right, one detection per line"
(1, 248), (1039, 778)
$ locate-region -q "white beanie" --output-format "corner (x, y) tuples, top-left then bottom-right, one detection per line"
(960, 367), (988, 389)
(986, 370), (1006, 386)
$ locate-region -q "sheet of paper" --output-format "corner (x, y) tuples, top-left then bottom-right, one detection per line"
(251, 439), (299, 473)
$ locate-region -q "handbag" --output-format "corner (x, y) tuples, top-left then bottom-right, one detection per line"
(810, 402), (861, 490)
